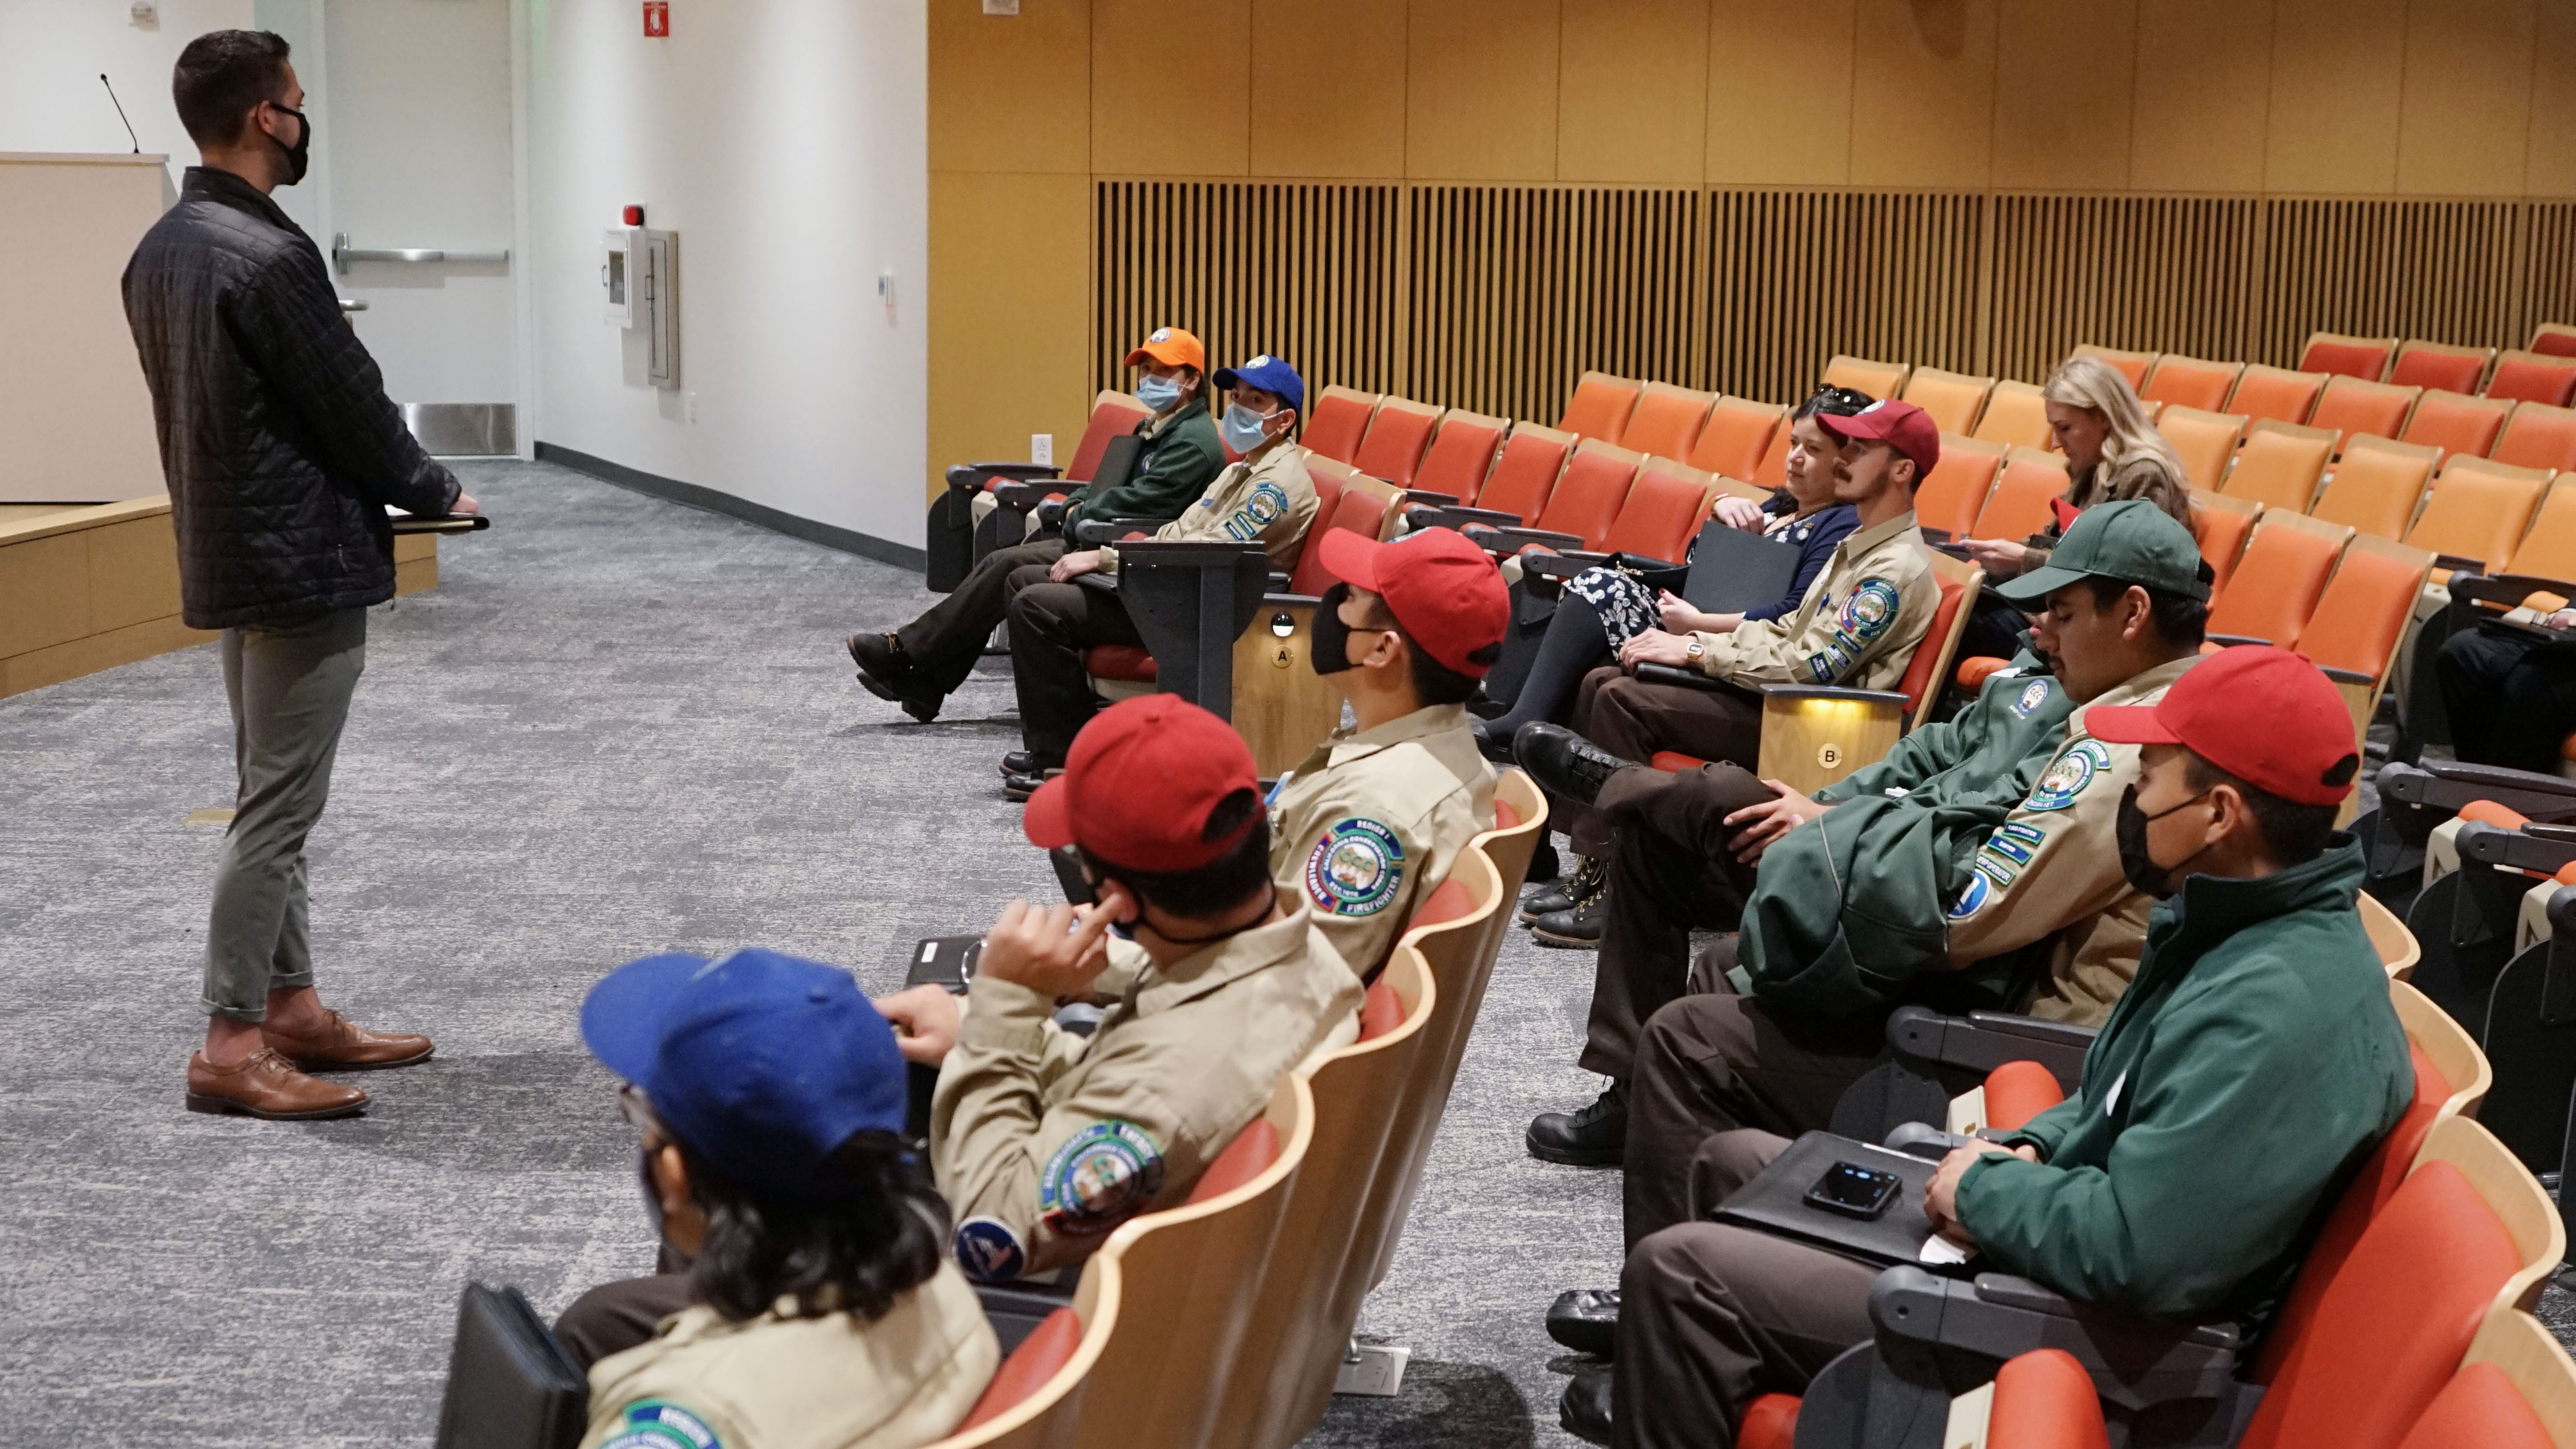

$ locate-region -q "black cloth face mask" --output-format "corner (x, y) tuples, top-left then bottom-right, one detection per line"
(2114, 783), (2210, 899)
(269, 104), (312, 185)
(1309, 582), (1356, 676)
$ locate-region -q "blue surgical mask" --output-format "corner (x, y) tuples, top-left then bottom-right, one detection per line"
(1135, 374), (1183, 412)
(1222, 403), (1276, 455)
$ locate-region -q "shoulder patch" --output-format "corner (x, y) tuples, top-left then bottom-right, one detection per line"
(1222, 481), (1291, 540)
(1305, 818), (1406, 917)
(2013, 680), (2051, 717)
(953, 1216), (1027, 1284)
(1836, 578), (1904, 642)
(1947, 871), (1993, 920)
(1040, 1120), (1166, 1236)
(605, 1401), (723, 1449)
(1981, 828), (2040, 868)
(2024, 740), (2112, 812)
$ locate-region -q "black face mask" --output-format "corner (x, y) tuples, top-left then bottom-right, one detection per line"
(2114, 784), (2210, 899)
(1309, 582), (1356, 676)
(269, 104), (311, 185)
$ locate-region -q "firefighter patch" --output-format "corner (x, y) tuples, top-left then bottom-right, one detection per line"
(2025, 741), (2111, 812)
(1220, 481), (1291, 541)
(1837, 578), (1903, 641)
(604, 1401), (722, 1449)
(953, 1216), (1027, 1283)
(1040, 1120), (1165, 1236)
(1948, 872), (1993, 919)
(2014, 680), (2050, 717)
(1305, 818), (1406, 916)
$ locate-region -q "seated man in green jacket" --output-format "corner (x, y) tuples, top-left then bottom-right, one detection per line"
(1579, 646), (2411, 1449)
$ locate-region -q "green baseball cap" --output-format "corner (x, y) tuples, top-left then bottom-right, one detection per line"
(1994, 498), (2212, 604)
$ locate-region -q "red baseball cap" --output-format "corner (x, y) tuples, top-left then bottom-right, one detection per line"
(1817, 399), (1941, 482)
(2084, 647), (2360, 806)
(1023, 695), (1262, 871)
(1316, 527), (1511, 677)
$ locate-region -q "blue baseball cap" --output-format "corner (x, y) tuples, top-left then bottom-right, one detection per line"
(581, 947), (910, 1203)
(1213, 354), (1305, 418)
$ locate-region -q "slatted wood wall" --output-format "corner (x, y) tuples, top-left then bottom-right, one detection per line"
(1095, 181), (2576, 417)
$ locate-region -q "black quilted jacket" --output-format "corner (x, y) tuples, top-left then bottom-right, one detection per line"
(122, 167), (460, 630)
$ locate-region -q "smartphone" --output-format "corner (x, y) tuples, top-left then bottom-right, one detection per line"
(1050, 843), (1096, 906)
(1804, 1160), (1902, 1220)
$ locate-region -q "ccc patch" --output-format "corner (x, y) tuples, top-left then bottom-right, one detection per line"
(2014, 680), (2051, 717)
(953, 1216), (1027, 1284)
(1221, 481), (1291, 541)
(2025, 741), (2111, 812)
(1837, 578), (1902, 641)
(1305, 818), (1406, 917)
(603, 1401), (723, 1449)
(1040, 1120), (1165, 1236)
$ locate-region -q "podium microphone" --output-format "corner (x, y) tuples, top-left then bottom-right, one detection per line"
(100, 74), (141, 153)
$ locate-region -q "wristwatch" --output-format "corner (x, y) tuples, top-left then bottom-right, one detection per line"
(1683, 636), (1707, 667)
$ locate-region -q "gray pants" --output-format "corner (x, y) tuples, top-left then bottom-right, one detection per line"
(205, 608), (367, 1021)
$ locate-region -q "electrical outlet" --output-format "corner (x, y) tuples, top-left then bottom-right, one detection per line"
(1031, 433), (1053, 465)
(685, 391), (699, 424)
(131, 1), (159, 26)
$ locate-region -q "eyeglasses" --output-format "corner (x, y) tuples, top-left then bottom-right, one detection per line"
(1806, 384), (1876, 412)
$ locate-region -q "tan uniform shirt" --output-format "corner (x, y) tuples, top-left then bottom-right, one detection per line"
(931, 903), (1362, 1280)
(1268, 703), (1497, 979)
(1101, 436), (1317, 577)
(1688, 510), (1940, 691)
(1942, 655), (2199, 1024)
(579, 1261), (998, 1449)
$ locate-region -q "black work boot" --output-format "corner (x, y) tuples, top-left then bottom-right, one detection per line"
(1530, 888), (1608, 948)
(1522, 852), (1602, 921)
(1559, 1363), (1614, 1445)
(1527, 1082), (1627, 1167)
(1514, 722), (1630, 807)
(1546, 1288), (1620, 1358)
(849, 632), (942, 724)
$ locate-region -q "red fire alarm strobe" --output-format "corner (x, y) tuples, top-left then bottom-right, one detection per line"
(642, 2), (668, 38)
(623, 204), (645, 226)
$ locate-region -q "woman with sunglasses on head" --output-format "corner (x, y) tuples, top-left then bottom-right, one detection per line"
(1472, 384), (1876, 761)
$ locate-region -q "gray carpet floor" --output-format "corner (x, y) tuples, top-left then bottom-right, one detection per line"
(1, 458), (2565, 1446)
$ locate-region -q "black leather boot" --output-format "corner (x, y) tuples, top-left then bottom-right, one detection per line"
(1514, 722), (1630, 807)
(1526, 1082), (1627, 1167)
(1559, 1364), (1614, 1444)
(1546, 1288), (1620, 1358)
(1522, 853), (1602, 922)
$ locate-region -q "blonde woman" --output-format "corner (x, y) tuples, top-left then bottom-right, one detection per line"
(1953, 355), (2194, 660)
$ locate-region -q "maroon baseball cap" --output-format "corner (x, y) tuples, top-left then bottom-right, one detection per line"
(1316, 528), (1511, 677)
(2085, 647), (2360, 806)
(1817, 399), (1941, 482)
(1023, 695), (1263, 871)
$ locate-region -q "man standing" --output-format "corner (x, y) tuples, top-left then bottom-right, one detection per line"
(126, 30), (470, 1120)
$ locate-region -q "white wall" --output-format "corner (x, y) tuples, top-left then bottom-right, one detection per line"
(525, 0), (930, 551)
(0, 0), (254, 171)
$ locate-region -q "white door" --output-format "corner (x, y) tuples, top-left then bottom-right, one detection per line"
(253, 0), (520, 454)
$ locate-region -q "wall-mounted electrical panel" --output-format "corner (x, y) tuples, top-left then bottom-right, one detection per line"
(602, 226), (680, 388)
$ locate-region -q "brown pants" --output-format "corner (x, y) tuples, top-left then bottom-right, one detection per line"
(1006, 577), (1147, 767)
(554, 1271), (694, 1371)
(1553, 666), (1764, 855)
(1577, 762), (1775, 1082)
(1613, 1129), (1880, 1449)
(892, 537), (1066, 699)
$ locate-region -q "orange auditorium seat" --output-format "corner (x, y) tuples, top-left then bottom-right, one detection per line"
(2301, 331), (2399, 381)
(2220, 420), (2336, 512)
(2141, 355), (2242, 412)
(2228, 364), (2328, 427)
(1303, 385), (1378, 464)
(2192, 495), (2262, 592)
(2311, 376), (2421, 453)
(2486, 350), (2576, 409)
(2400, 389), (2514, 465)
(1406, 410), (1508, 505)
(1914, 435), (2006, 538)
(1822, 354), (1909, 399)
(2157, 405), (2250, 493)
(2071, 344), (2155, 389)
(1971, 380), (2055, 450)
(1971, 449), (2070, 542)
(2528, 323), (2576, 359)
(2309, 436), (2439, 542)
(1498, 439), (1639, 552)
(1466, 424), (1575, 526)
(1348, 396), (1441, 489)
(1617, 383), (1716, 462)
(2491, 401), (2576, 476)
(2205, 514), (2348, 647)
(1685, 396), (1787, 482)
(2390, 339), (2494, 395)
(1900, 367), (1996, 435)
(2404, 458), (2550, 577)
(1557, 371), (1643, 444)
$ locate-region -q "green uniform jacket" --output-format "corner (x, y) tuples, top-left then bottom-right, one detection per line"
(1955, 839), (2412, 1327)
(1061, 396), (1224, 536)
(1737, 661), (2075, 1017)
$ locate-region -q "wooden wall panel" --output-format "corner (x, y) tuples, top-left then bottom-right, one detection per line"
(1556, 0), (1711, 185)
(1090, 0), (1250, 177)
(927, 172), (1092, 498)
(1993, 0), (2137, 191)
(2524, 0), (2576, 198)
(1403, 0), (1560, 182)
(2396, 0), (2537, 197)
(1849, 0), (1998, 189)
(2254, 198), (2521, 362)
(2263, 0), (2406, 194)
(1987, 195), (2260, 381)
(1704, 190), (1985, 403)
(2129, 0), (2275, 193)
(1704, 0), (1856, 186)
(926, 0), (1089, 174)
(1093, 182), (1403, 404)
(1250, 0), (1407, 179)
(2521, 205), (2576, 335)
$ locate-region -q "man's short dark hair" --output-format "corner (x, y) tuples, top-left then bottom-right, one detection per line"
(1354, 592), (1498, 707)
(2182, 752), (2340, 867)
(2080, 576), (2209, 651)
(683, 1130), (948, 1324)
(174, 30), (293, 148)
(1080, 787), (1273, 920)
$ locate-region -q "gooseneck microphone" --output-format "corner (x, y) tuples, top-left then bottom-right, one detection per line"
(100, 74), (141, 153)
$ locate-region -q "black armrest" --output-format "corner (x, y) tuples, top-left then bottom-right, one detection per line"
(2432, 552), (2489, 575)
(992, 480), (1070, 510)
(1264, 591), (1324, 608)
(1633, 662), (1723, 692)
(2205, 632), (2270, 648)
(388, 513), (489, 535)
(1073, 517), (1161, 546)
(1868, 1268), (2244, 1418)
(965, 461), (1066, 481)
(1269, 571), (1292, 591)
(1476, 526), (1586, 555)
(2317, 664), (2374, 685)
(1073, 571), (1121, 595)
(1882, 1123), (1973, 1160)
(2378, 759), (2576, 822)
(1519, 550), (1613, 579)
(1397, 489), (1461, 509)
(2451, 571), (2576, 615)
(2459, 818), (2576, 876)
(1917, 526), (1953, 545)
(1884, 1005), (2095, 1094)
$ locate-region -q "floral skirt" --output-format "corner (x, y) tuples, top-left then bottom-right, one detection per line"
(1564, 566), (1660, 651)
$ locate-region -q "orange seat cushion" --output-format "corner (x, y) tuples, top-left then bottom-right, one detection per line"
(2460, 798), (2534, 830)
(1356, 978), (1403, 1042)
(1650, 750), (1709, 773)
(1989, 1349), (2113, 1449)
(1085, 645), (1157, 681)
(1187, 1118), (1281, 1204)
(1983, 1060), (2067, 1131)
(1955, 655), (2011, 692)
(1493, 798), (1521, 829)
(1737, 1393), (1800, 1449)
(961, 1306), (1085, 1430)
(1409, 877), (1475, 927)
(2394, 1362), (2557, 1449)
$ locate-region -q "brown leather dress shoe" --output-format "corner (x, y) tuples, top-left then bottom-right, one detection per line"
(186, 1050), (368, 1120)
(262, 1010), (435, 1070)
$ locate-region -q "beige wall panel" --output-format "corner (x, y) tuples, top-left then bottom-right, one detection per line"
(84, 516), (182, 634)
(2130, 0), (2274, 192)
(0, 159), (167, 504)
(1556, 0), (1711, 184)
(2263, 0), (2405, 194)
(2396, 0), (2537, 196)
(1404, 0), (1561, 181)
(1705, 0), (1857, 185)
(2521, 0), (2576, 197)
(1250, 0), (1407, 177)
(926, 172), (1092, 502)
(928, 0), (1092, 174)
(1849, 0), (1999, 189)
(0, 533), (90, 656)
(0, 616), (213, 701)
(1993, 0), (2136, 189)
(1091, 0), (1251, 176)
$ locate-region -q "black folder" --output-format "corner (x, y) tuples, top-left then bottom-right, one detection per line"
(433, 1282), (589, 1449)
(1677, 521), (1803, 615)
(1711, 1130), (1962, 1270)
